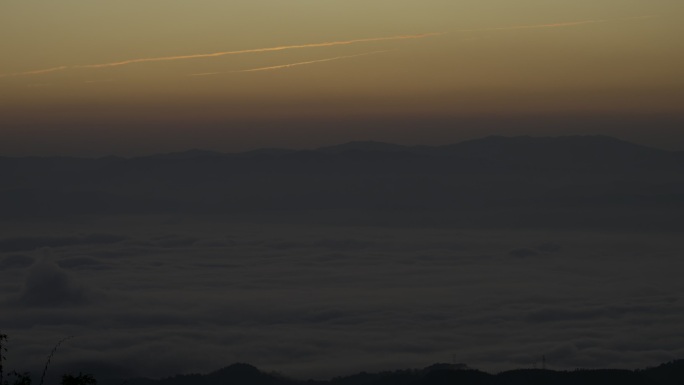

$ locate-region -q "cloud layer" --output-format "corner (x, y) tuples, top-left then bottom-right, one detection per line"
(1, 219), (682, 381)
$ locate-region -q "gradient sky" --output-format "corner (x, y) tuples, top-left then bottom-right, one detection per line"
(1, 0), (683, 156)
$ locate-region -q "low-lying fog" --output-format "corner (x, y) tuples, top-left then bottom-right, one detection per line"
(2, 216), (682, 380)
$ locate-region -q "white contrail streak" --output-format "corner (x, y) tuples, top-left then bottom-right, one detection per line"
(238, 50), (392, 73)
(0, 33), (441, 78)
(620, 15), (659, 21)
(455, 16), (657, 33)
(1, 16), (655, 79)
(23, 66), (70, 75)
(189, 72), (222, 77)
(456, 19), (608, 33)
(79, 33), (439, 70)
(190, 50), (393, 76)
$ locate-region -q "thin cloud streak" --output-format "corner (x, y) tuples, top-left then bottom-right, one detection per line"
(79, 33), (439, 70)
(202, 50), (393, 75)
(621, 15), (659, 21)
(455, 16), (657, 33)
(189, 72), (222, 77)
(23, 66), (69, 75)
(0, 33), (441, 78)
(1, 16), (655, 79)
(456, 19), (608, 33)
(238, 50), (392, 73)
(1, 66), (69, 78)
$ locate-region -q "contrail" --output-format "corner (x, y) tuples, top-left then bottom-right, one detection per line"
(80, 33), (439, 70)
(2, 16), (655, 79)
(190, 50), (394, 76)
(620, 15), (659, 21)
(455, 16), (657, 33)
(237, 50), (392, 73)
(189, 72), (222, 77)
(8, 66), (69, 77)
(0, 33), (441, 78)
(456, 19), (608, 33)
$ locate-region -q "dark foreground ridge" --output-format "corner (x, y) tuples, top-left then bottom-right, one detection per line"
(110, 360), (684, 385)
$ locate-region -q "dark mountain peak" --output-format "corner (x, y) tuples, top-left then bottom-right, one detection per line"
(238, 148), (299, 157)
(140, 149), (228, 160)
(97, 155), (126, 162)
(422, 363), (471, 372)
(448, 134), (654, 150)
(209, 363), (262, 377)
(317, 141), (410, 154)
(105, 360), (684, 385)
(440, 134), (664, 165)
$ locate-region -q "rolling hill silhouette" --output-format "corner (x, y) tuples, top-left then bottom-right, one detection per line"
(1, 135), (682, 229)
(110, 360), (684, 385)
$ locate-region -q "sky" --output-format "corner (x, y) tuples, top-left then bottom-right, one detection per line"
(1, 0), (684, 155)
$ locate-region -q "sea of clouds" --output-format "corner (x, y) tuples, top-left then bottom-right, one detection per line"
(1, 217), (683, 380)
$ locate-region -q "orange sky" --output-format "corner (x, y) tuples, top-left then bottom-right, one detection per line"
(1, 1), (683, 155)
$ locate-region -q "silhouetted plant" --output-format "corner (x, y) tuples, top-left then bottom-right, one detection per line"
(0, 333), (33, 385)
(39, 336), (73, 385)
(0, 333), (95, 385)
(1, 332), (7, 385)
(61, 373), (96, 385)
(6, 371), (31, 385)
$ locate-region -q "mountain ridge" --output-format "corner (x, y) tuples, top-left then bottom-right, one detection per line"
(0, 135), (676, 160)
(2, 134), (682, 229)
(104, 360), (684, 385)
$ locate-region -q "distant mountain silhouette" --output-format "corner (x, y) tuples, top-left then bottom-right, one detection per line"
(318, 141), (415, 154)
(107, 360), (684, 385)
(292, 135), (667, 165)
(438, 135), (669, 170)
(122, 363), (296, 385)
(237, 148), (299, 158)
(140, 149), (229, 160)
(2, 135), (683, 229)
